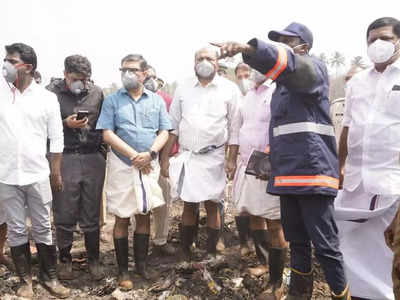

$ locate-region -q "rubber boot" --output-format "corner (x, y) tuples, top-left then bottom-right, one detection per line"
(58, 245), (75, 280)
(235, 216), (251, 256)
(181, 225), (196, 261)
(286, 269), (314, 300)
(249, 230), (269, 277)
(257, 248), (287, 300)
(133, 233), (152, 280)
(36, 243), (70, 298)
(84, 230), (105, 281)
(114, 237), (133, 290)
(331, 284), (351, 300)
(206, 227), (220, 256)
(10, 243), (34, 298)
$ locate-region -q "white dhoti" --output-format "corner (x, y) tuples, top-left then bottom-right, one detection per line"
(105, 151), (165, 218)
(170, 148), (225, 203)
(232, 155), (280, 219)
(334, 183), (399, 300)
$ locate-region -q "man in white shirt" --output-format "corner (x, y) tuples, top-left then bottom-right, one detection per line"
(160, 46), (241, 260)
(0, 43), (70, 299)
(336, 17), (400, 300)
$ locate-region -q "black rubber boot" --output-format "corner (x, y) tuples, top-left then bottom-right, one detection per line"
(134, 233), (151, 280)
(194, 209), (200, 247)
(235, 216), (250, 246)
(257, 248), (288, 300)
(331, 285), (351, 300)
(10, 243), (33, 298)
(113, 237), (133, 290)
(286, 269), (314, 300)
(181, 225), (196, 261)
(251, 230), (269, 265)
(58, 244), (74, 280)
(84, 230), (104, 281)
(206, 227), (220, 256)
(36, 243), (70, 298)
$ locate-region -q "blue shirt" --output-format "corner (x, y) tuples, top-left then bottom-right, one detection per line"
(96, 88), (172, 165)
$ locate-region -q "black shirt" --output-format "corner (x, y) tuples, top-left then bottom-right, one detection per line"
(46, 79), (104, 153)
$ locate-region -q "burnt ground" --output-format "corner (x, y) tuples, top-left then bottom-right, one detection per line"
(0, 201), (331, 300)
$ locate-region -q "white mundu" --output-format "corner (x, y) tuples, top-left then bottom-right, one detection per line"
(335, 59), (400, 300)
(169, 76), (241, 203)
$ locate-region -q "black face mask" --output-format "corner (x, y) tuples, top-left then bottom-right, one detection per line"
(143, 77), (158, 92)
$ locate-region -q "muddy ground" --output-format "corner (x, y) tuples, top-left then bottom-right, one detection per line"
(0, 201), (331, 300)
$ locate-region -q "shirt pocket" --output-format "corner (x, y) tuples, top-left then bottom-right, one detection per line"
(386, 89), (400, 118)
(141, 108), (159, 129)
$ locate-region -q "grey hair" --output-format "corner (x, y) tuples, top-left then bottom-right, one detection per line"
(194, 46), (219, 60)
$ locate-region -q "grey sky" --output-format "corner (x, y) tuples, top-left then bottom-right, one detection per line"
(1, 0), (399, 87)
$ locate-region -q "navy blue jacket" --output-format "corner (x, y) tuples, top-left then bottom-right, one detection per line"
(243, 38), (338, 196)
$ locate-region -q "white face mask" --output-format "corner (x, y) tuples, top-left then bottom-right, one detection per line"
(252, 70), (267, 85)
(238, 78), (254, 95)
(70, 80), (85, 95)
(144, 77), (158, 92)
(2, 61), (18, 83)
(367, 39), (399, 64)
(195, 60), (215, 79)
(292, 43), (308, 55)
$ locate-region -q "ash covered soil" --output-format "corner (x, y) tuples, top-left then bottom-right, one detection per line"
(0, 201), (331, 300)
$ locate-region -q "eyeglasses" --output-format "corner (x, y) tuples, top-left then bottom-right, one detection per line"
(119, 67), (142, 73)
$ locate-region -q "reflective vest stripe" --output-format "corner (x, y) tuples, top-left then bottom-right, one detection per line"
(273, 122), (335, 137)
(274, 175), (339, 189)
(265, 46), (288, 81)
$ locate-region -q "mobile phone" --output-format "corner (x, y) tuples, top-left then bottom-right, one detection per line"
(76, 110), (89, 120)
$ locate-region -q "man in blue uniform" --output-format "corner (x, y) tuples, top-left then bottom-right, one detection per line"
(214, 22), (349, 300)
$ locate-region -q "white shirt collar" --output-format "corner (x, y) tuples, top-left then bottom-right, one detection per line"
(194, 75), (220, 88)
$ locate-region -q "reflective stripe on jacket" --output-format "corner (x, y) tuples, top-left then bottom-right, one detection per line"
(243, 38), (338, 196)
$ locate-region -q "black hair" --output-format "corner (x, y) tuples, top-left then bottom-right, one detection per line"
(5, 43), (37, 75)
(367, 17), (400, 39)
(121, 54), (147, 71)
(64, 55), (92, 77)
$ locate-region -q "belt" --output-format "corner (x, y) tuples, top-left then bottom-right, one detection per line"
(273, 122), (335, 137)
(183, 143), (225, 154)
(64, 148), (99, 154)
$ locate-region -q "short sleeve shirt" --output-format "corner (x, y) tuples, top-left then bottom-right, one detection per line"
(96, 88), (172, 165)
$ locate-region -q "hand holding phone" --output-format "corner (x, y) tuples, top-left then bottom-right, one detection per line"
(76, 110), (89, 120)
(65, 111), (89, 129)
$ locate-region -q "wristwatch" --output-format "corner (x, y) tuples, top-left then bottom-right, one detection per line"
(149, 150), (158, 160)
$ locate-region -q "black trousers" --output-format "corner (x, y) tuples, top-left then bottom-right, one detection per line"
(280, 194), (347, 294)
(53, 152), (106, 249)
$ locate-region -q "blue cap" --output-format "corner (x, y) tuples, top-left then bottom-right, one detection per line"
(268, 22), (313, 49)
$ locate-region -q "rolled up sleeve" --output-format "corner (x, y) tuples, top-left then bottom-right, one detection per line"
(47, 96), (64, 153)
(227, 88), (241, 145)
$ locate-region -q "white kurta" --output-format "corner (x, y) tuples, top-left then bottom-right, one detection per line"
(335, 59), (400, 300)
(232, 84), (280, 219)
(169, 76), (241, 203)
